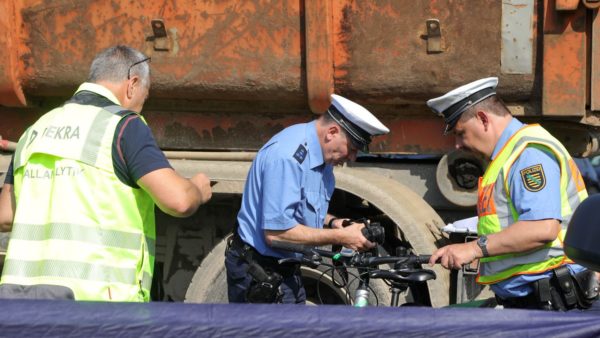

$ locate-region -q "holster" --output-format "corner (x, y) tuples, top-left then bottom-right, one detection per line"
(227, 232), (285, 303)
(550, 265), (578, 310)
(245, 262), (283, 304)
(571, 269), (599, 309)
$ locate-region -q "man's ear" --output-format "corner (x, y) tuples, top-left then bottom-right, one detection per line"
(325, 124), (340, 141)
(126, 77), (140, 100)
(476, 110), (489, 130)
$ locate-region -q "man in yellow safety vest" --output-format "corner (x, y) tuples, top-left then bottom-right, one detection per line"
(427, 77), (598, 311)
(0, 45), (212, 301)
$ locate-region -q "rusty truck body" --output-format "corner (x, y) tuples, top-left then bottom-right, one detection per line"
(1, 0), (599, 306)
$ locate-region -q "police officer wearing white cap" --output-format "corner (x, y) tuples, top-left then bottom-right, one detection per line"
(225, 94), (389, 304)
(427, 77), (597, 311)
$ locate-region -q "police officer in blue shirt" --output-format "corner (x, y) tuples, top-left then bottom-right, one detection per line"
(427, 77), (598, 311)
(226, 94), (390, 304)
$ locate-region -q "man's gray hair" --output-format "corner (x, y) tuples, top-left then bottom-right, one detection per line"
(87, 45), (150, 88)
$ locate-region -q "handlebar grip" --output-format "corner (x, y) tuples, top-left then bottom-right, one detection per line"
(270, 240), (312, 254)
(417, 255), (432, 263)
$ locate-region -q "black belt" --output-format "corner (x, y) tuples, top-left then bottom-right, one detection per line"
(229, 232), (300, 278)
(497, 292), (549, 310)
(497, 267), (599, 311)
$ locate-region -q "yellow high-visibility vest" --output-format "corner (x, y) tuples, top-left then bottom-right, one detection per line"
(2, 84), (155, 301)
(476, 124), (587, 284)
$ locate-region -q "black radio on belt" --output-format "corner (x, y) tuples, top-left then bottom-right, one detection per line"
(245, 262), (283, 303)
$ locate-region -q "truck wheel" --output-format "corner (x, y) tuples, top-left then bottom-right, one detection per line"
(184, 238), (229, 303)
(334, 167), (450, 307)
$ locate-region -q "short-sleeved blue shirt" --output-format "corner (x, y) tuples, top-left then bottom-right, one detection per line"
(237, 121), (335, 258)
(489, 118), (585, 298)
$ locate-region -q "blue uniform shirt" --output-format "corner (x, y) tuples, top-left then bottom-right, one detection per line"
(489, 118), (585, 298)
(237, 121), (335, 258)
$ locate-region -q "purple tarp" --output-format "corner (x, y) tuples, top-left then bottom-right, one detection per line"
(0, 300), (599, 337)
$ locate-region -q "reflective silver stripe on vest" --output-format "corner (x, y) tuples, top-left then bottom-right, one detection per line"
(3, 259), (137, 284)
(142, 272), (152, 290)
(480, 246), (563, 276)
(494, 173), (512, 229)
(13, 128), (31, 169)
(102, 105), (127, 115)
(11, 223), (143, 250)
(79, 109), (115, 167)
(145, 237), (156, 257)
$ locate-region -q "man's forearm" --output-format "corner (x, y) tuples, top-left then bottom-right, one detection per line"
(265, 224), (346, 247)
(485, 219), (561, 256)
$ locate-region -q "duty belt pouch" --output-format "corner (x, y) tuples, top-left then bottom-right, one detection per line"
(551, 266), (578, 310)
(532, 278), (554, 311)
(572, 269), (599, 309)
(246, 262), (283, 303)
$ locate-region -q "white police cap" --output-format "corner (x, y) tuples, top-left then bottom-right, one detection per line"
(327, 94), (390, 152)
(427, 77), (498, 133)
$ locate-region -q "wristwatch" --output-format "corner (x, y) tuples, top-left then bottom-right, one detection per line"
(476, 235), (490, 257)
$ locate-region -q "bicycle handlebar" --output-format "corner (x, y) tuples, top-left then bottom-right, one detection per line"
(270, 240), (432, 268)
(355, 255), (432, 267)
(271, 240), (339, 259)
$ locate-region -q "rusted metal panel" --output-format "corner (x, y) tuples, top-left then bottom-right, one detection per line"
(543, 0), (587, 116)
(145, 110), (311, 151)
(143, 108), (454, 154)
(11, 1), (540, 108)
(330, 0), (536, 103)
(501, 0), (534, 74)
(0, 107), (42, 141)
(556, 0), (580, 10)
(0, 102), (454, 155)
(592, 10), (600, 111)
(369, 118), (455, 154)
(305, 0), (334, 114)
(18, 0), (304, 102)
(5, 1), (585, 155)
(0, 1), (26, 106)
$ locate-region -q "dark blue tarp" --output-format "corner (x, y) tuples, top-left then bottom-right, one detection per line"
(1, 300), (600, 337)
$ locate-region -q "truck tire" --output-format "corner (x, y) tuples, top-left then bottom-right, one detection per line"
(334, 167), (450, 307)
(184, 238), (229, 303)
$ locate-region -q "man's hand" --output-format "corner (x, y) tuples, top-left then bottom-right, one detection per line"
(0, 184), (15, 232)
(340, 222), (375, 252)
(329, 218), (348, 229)
(138, 168), (212, 217)
(190, 172), (212, 204)
(429, 241), (482, 269)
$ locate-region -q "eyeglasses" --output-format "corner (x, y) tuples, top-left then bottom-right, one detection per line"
(127, 57), (151, 80)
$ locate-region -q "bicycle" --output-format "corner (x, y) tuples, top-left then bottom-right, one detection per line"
(271, 235), (436, 307)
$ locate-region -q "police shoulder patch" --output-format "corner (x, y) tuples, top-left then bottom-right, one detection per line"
(520, 164), (546, 192)
(293, 144), (307, 164)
